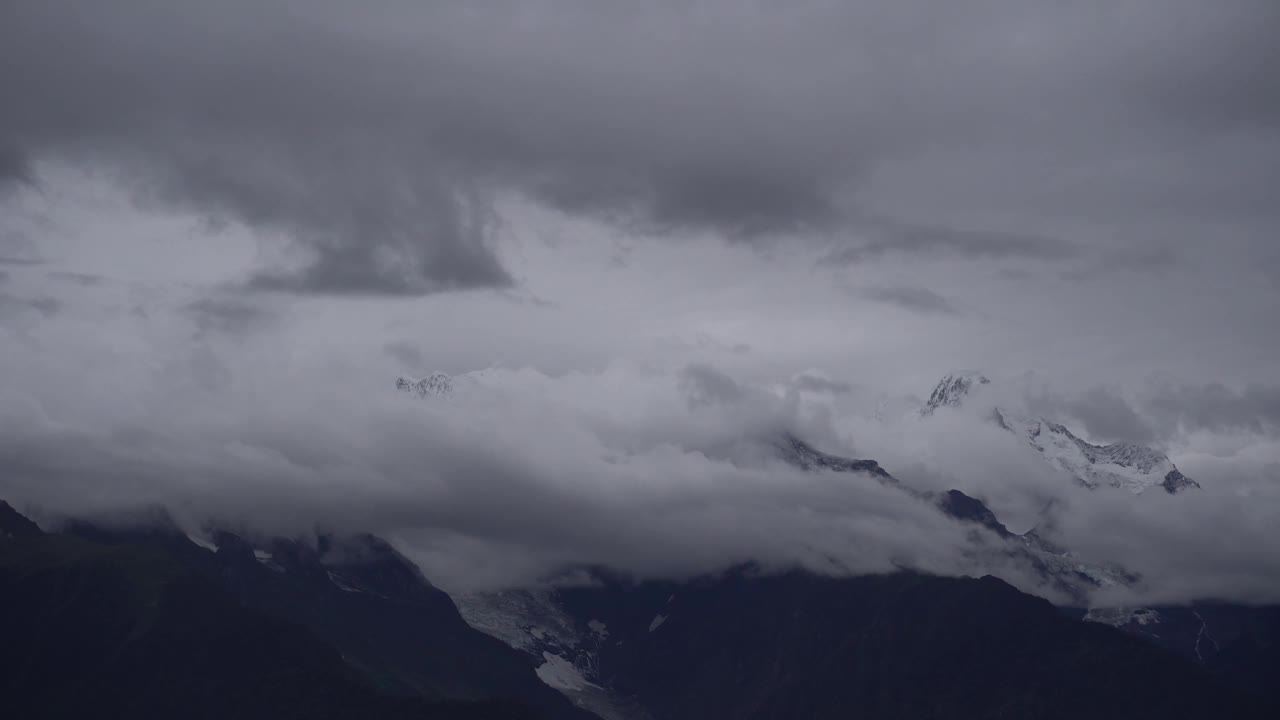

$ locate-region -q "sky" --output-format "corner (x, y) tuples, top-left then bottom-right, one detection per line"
(1, 1), (1278, 603)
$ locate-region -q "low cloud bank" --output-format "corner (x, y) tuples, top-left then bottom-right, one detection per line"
(1, 335), (1277, 604)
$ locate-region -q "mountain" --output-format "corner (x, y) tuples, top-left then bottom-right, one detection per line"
(778, 434), (1136, 601)
(0, 499), (41, 539)
(772, 433), (895, 480)
(921, 370), (993, 415)
(921, 371), (1199, 494)
(1080, 602), (1280, 699)
(414, 382), (1264, 717)
(397, 373), (456, 398)
(992, 409), (1200, 494)
(456, 586), (648, 720)
(460, 566), (1280, 720)
(0, 502), (539, 720)
(497, 569), (1271, 719)
(52, 509), (593, 720)
(453, 433), (1146, 715)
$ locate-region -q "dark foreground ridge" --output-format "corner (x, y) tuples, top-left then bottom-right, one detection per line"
(2, 500), (1275, 719)
(553, 569), (1274, 720)
(0, 501), (586, 720)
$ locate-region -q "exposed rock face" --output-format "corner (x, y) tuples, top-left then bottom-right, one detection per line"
(772, 433), (893, 481)
(396, 372), (455, 398)
(921, 371), (991, 416)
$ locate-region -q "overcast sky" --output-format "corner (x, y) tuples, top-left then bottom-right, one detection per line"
(2, 1), (1278, 601)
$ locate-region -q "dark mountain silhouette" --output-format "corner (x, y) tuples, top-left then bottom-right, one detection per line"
(6, 499), (1276, 719)
(0, 501), (582, 719)
(551, 569), (1272, 719)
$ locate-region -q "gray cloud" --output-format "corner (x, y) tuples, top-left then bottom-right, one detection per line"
(184, 295), (274, 337)
(859, 285), (958, 315)
(680, 364), (744, 408)
(4, 0), (1278, 294)
(829, 220), (1078, 266)
(0, 292), (60, 319)
(656, 333), (752, 357)
(0, 256), (43, 267)
(1, 0), (1279, 608)
(46, 271), (105, 286)
(1063, 386), (1157, 445)
(1144, 381), (1280, 439)
(236, 183), (510, 296)
(1010, 378), (1280, 446)
(791, 374), (853, 396)
(384, 341), (426, 370)
(1266, 257), (1280, 291)
(1059, 244), (1181, 283)
(0, 355), (1007, 593)
(0, 145), (33, 192)
(2, 349), (1277, 604)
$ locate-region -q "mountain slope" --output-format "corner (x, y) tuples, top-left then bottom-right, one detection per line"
(454, 433), (1145, 715)
(778, 434), (1135, 602)
(58, 511), (593, 720)
(1082, 602), (1280, 704)
(921, 371), (992, 415)
(0, 503), (533, 720)
(551, 570), (1271, 720)
(922, 372), (1198, 494)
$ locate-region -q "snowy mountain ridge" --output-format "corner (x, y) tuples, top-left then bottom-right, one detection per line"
(777, 434), (1138, 602)
(923, 372), (1199, 495)
(921, 371), (992, 415)
(396, 372), (455, 398)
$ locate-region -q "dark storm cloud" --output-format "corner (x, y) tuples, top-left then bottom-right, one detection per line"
(1063, 387), (1157, 445)
(5, 0), (1279, 293)
(1058, 245), (1180, 282)
(859, 285), (958, 315)
(133, 142), (511, 296)
(1023, 380), (1280, 445)
(0, 145), (33, 192)
(1144, 381), (1280, 439)
(828, 221), (1078, 266)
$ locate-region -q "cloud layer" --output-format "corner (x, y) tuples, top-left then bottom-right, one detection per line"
(0, 0), (1277, 608)
(1, 304), (1277, 605)
(4, 1), (1279, 293)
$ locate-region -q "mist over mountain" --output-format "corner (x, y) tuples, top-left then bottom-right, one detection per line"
(920, 371), (1200, 494)
(4, 1), (1279, 717)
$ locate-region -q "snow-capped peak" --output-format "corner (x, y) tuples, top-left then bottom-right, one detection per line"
(921, 371), (991, 416)
(922, 372), (1198, 495)
(396, 372), (454, 398)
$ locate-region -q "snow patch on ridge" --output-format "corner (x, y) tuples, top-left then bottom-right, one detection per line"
(535, 652), (597, 691)
(1085, 607), (1162, 628)
(922, 372), (1198, 495)
(995, 408), (1196, 494)
(921, 371), (990, 416)
(186, 533), (218, 553)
